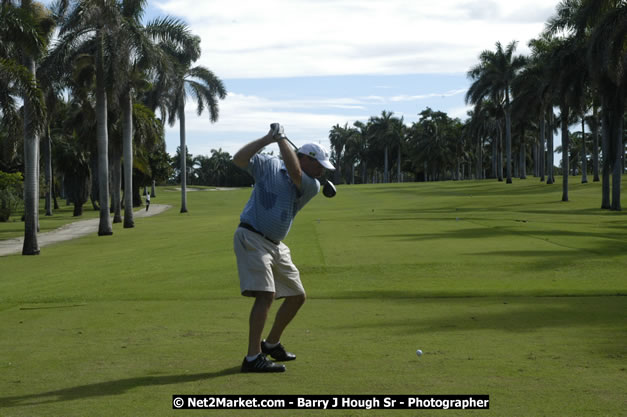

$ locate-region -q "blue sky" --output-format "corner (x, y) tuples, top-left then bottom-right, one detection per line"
(47, 0), (564, 158)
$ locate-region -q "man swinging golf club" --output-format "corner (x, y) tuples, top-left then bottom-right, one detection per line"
(232, 123), (335, 373)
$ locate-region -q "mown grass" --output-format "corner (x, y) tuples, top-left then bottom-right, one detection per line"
(0, 178), (625, 417)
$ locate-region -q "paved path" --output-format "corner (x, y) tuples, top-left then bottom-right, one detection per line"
(0, 204), (172, 257)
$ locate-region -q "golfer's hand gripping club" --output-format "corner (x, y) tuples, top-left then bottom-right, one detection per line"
(270, 123), (337, 198)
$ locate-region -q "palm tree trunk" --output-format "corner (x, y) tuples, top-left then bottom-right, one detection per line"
(601, 106), (611, 209)
(123, 91), (134, 228)
(383, 145), (389, 183)
(539, 110), (546, 182)
(179, 100), (188, 213)
(110, 147), (122, 223)
(90, 152), (99, 211)
(505, 102), (513, 184)
(491, 138), (497, 178)
(581, 117), (588, 184)
(457, 158), (461, 181)
(96, 30), (112, 236)
(396, 147), (401, 183)
(151, 180), (156, 198)
(351, 163), (355, 184)
(43, 124), (53, 216)
(547, 109), (555, 184)
(52, 163), (59, 210)
(21, 54), (40, 255)
(520, 126), (526, 179)
(610, 93), (624, 211)
(476, 137), (482, 179)
(497, 126), (503, 182)
(534, 141), (538, 176)
(592, 104), (600, 182)
(334, 150), (342, 185)
(561, 103), (570, 202)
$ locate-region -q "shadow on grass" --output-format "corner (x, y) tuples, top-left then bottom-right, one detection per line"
(329, 295), (627, 354)
(0, 366), (240, 408)
(369, 182), (565, 197)
(377, 205), (623, 219)
(373, 225), (627, 245)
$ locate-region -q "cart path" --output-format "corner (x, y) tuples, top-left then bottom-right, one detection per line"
(0, 204), (172, 257)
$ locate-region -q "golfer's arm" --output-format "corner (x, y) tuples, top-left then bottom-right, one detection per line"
(232, 134), (275, 168)
(278, 138), (302, 189)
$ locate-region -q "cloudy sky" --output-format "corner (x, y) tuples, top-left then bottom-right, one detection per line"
(53, 0), (564, 157)
(151, 0), (562, 158)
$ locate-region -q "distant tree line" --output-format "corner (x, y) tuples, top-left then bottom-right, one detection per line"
(171, 146), (253, 188)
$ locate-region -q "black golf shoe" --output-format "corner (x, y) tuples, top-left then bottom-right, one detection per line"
(261, 340), (296, 361)
(241, 354), (286, 373)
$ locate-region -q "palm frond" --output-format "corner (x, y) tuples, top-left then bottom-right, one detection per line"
(145, 17), (200, 62)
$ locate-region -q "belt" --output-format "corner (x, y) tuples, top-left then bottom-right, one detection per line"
(238, 222), (280, 245)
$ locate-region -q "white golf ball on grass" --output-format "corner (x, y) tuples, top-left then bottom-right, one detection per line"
(416, 349), (423, 356)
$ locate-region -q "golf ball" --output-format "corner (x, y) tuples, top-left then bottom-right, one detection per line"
(416, 349), (423, 356)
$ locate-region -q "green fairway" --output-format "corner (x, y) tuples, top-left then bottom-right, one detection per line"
(1, 179), (626, 416)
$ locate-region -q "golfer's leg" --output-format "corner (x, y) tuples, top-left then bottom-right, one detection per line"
(248, 291), (275, 356)
(266, 294), (306, 344)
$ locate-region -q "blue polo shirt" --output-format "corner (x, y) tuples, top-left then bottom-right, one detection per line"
(239, 154), (320, 241)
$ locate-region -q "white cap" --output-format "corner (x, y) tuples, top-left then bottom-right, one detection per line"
(298, 143), (335, 170)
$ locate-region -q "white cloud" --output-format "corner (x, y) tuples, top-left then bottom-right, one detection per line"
(179, 92), (370, 133)
(390, 88), (467, 102)
(164, 92), (371, 155)
(155, 0), (558, 78)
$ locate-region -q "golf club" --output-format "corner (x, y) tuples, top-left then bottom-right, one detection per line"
(270, 123), (337, 198)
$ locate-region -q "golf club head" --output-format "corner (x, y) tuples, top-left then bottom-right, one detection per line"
(321, 179), (337, 198)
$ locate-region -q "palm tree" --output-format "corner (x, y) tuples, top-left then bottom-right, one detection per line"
(209, 148), (231, 186)
(156, 36), (226, 213)
(390, 116), (406, 182)
(369, 111), (403, 183)
(53, 0), (127, 235)
(351, 121), (370, 184)
(512, 38), (555, 183)
(587, 104), (601, 182)
(466, 99), (501, 180)
(548, 38), (586, 201)
(464, 107), (485, 180)
(329, 124), (349, 184)
(55, 133), (90, 216)
(578, 94), (591, 184)
(342, 125), (362, 184)
(116, 8), (197, 227)
(171, 145), (193, 185)
(409, 108), (457, 181)
(467, 41), (527, 184)
(1, 1), (54, 255)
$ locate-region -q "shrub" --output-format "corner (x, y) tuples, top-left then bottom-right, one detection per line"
(0, 171), (24, 222)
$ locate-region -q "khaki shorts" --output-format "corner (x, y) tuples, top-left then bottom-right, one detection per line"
(233, 227), (305, 299)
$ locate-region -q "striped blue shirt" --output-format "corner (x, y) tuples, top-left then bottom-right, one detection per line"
(240, 154), (320, 241)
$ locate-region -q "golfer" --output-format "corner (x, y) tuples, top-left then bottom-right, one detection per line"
(232, 123), (334, 373)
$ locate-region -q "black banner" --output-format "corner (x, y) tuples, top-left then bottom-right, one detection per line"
(172, 395), (489, 410)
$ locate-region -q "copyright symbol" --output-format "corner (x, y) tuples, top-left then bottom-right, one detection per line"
(173, 397), (185, 409)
